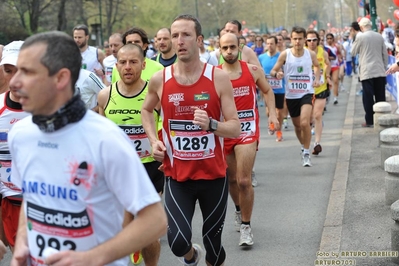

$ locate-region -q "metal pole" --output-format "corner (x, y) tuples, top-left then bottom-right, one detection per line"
(98, 0), (103, 46)
(369, 0), (377, 32)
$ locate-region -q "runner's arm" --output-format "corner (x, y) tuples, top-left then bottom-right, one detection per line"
(97, 86), (111, 116)
(311, 50), (320, 83)
(142, 72), (162, 145)
(97, 48), (105, 67)
(270, 50), (287, 79)
(243, 46), (261, 67)
(212, 68), (241, 138)
(323, 51), (332, 83)
(252, 65), (279, 128)
(142, 71), (166, 162)
(10, 202), (30, 266)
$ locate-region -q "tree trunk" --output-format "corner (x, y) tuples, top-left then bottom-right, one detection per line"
(57, 0), (68, 31)
(29, 0), (41, 33)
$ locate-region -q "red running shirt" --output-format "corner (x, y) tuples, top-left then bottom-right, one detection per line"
(160, 64), (226, 182)
(219, 60), (260, 142)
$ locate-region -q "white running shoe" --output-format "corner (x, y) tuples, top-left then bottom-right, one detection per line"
(235, 211), (242, 232)
(239, 224), (254, 246)
(283, 118), (288, 130)
(302, 154), (312, 167)
(179, 244), (203, 266)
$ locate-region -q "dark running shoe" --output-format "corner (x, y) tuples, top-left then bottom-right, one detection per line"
(312, 144), (322, 155)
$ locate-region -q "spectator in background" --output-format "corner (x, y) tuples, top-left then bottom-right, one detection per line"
(385, 25), (399, 74)
(342, 32), (353, 76)
(382, 22), (395, 55)
(351, 18), (388, 127)
(350, 21), (361, 74)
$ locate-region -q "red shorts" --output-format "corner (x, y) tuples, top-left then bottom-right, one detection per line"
(331, 66), (340, 72)
(2, 197), (21, 247)
(224, 136), (259, 155)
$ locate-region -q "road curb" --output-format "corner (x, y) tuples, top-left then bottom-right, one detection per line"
(318, 77), (357, 254)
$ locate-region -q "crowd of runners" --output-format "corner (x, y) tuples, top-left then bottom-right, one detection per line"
(0, 3), (395, 265)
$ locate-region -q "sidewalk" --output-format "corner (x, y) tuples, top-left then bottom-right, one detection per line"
(318, 76), (398, 266)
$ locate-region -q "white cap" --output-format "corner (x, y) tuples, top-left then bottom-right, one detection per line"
(358, 17), (372, 28)
(0, 41), (24, 66)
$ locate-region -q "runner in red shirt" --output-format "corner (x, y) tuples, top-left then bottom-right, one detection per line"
(219, 32), (278, 247)
(141, 14), (240, 266)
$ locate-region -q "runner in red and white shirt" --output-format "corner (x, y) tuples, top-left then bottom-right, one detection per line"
(218, 32), (278, 247)
(0, 41), (30, 252)
(325, 33), (343, 105)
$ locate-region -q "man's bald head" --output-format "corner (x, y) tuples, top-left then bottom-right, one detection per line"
(219, 33), (240, 65)
(117, 43), (144, 61)
(220, 33), (239, 46)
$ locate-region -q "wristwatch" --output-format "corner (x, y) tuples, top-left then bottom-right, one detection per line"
(208, 117), (218, 132)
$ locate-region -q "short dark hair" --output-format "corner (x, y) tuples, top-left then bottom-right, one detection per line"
(291, 26), (306, 38)
(238, 36), (246, 43)
(267, 36), (277, 44)
(21, 31), (81, 89)
(326, 33), (334, 40)
(351, 22), (360, 31)
(73, 25), (89, 36)
(122, 27), (149, 57)
(173, 14), (202, 37)
(364, 3), (370, 14)
(117, 43), (144, 61)
(226, 20), (242, 32)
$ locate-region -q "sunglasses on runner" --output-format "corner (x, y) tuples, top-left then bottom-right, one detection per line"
(306, 38), (318, 42)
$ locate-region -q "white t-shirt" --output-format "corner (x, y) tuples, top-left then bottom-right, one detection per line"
(283, 48), (314, 99)
(81, 46), (102, 73)
(9, 111), (160, 266)
(76, 69), (105, 109)
(342, 40), (352, 62)
(102, 55), (117, 83)
(199, 50), (218, 66)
